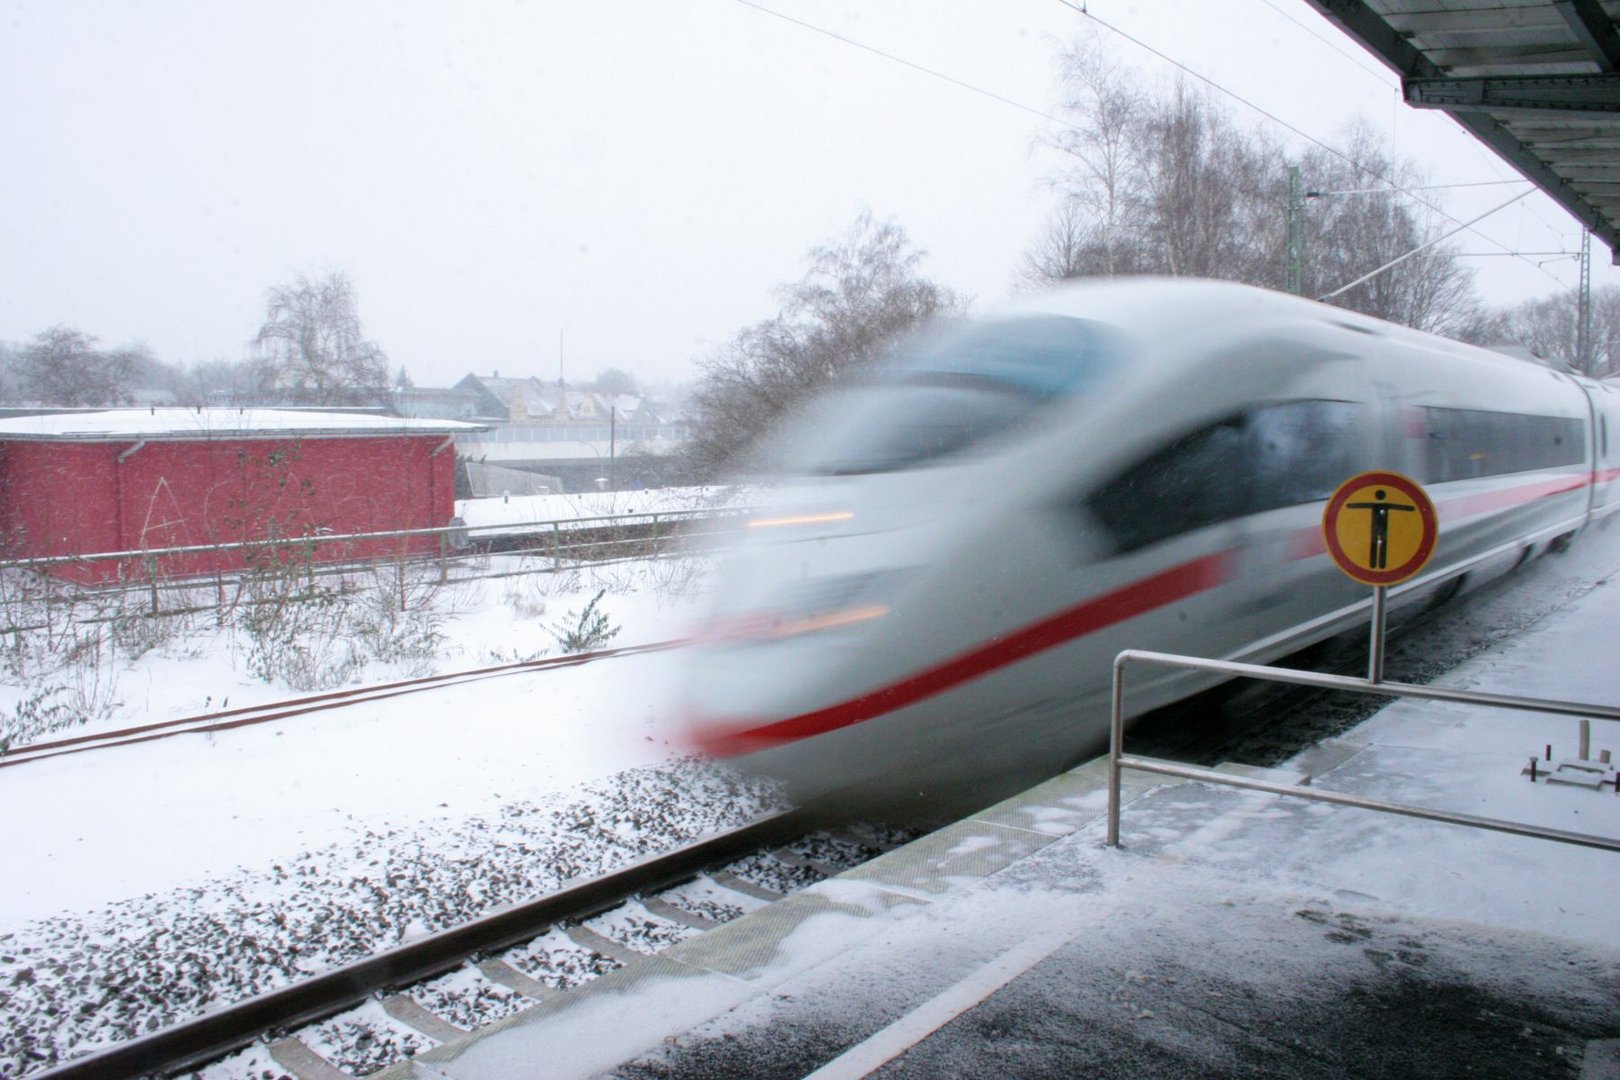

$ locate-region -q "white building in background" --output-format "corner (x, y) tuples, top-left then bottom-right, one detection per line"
(394, 372), (690, 492)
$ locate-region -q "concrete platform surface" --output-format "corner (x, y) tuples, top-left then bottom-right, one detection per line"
(384, 573), (1620, 1080)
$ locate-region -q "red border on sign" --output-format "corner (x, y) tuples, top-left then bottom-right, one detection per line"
(1321, 471), (1438, 586)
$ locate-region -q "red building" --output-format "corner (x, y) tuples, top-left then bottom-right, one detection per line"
(0, 409), (482, 583)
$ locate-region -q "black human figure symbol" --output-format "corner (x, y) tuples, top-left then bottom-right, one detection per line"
(1346, 488), (1415, 569)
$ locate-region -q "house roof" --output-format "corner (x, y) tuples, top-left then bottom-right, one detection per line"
(0, 408), (486, 442)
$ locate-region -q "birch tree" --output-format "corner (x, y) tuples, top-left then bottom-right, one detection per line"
(252, 271), (390, 406)
(687, 212), (960, 475)
(1026, 40), (1479, 335)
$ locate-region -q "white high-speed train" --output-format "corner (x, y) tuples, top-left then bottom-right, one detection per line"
(682, 279), (1620, 809)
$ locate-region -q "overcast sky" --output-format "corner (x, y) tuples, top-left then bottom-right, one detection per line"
(4, 0), (1615, 391)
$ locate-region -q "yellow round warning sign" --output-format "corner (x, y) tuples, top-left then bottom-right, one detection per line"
(1321, 471), (1438, 586)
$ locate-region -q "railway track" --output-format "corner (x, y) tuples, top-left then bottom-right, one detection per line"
(21, 532), (1619, 1080)
(32, 808), (918, 1080)
(0, 640), (689, 769)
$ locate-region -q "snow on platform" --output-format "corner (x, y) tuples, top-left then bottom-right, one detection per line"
(394, 550), (1620, 1079)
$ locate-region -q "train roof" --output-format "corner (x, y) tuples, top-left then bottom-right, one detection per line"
(997, 278), (1560, 380)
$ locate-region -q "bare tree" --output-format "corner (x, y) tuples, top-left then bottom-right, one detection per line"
(687, 212), (961, 476)
(14, 326), (137, 406)
(0, 341), (20, 403)
(1594, 290), (1620, 379)
(1023, 37), (1147, 282)
(1137, 82), (1284, 283)
(589, 367), (641, 396)
(1295, 125), (1480, 336)
(1482, 284), (1620, 377)
(178, 357), (263, 406)
(1029, 40), (1281, 287)
(1019, 200), (1097, 287)
(1026, 41), (1478, 334)
(252, 271), (390, 407)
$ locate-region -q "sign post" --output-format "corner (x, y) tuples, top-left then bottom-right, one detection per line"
(1321, 471), (1439, 683)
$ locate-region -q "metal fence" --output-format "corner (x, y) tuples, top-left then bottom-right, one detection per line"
(0, 507), (748, 632)
(1106, 648), (1620, 854)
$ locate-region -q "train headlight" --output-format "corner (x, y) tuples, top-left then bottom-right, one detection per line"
(707, 568), (913, 643)
(746, 509), (856, 530)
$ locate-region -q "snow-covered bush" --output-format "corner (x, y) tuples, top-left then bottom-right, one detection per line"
(237, 584), (365, 691)
(107, 589), (197, 659)
(0, 573), (123, 747)
(548, 590), (620, 653)
(347, 564), (446, 678)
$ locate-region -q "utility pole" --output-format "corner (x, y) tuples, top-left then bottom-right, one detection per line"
(1286, 166), (1304, 296)
(1577, 230), (1593, 376)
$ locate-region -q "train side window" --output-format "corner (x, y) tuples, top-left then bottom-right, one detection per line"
(1087, 414), (1252, 554)
(1419, 406), (1584, 483)
(1087, 399), (1363, 556)
(1248, 400), (1362, 512)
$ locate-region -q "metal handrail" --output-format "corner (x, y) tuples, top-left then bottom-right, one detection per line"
(1106, 648), (1620, 853)
(0, 517), (743, 637)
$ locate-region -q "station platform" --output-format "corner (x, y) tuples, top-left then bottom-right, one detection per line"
(384, 573), (1620, 1079)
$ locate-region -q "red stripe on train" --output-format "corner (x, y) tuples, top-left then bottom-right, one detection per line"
(695, 550), (1233, 756)
(1443, 474), (1588, 518)
(1287, 471), (1592, 561)
(700, 467), (1613, 757)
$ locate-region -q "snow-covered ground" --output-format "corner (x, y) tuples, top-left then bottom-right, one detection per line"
(0, 535), (784, 1078)
(3, 622), (688, 922)
(453, 485), (751, 533)
(0, 547), (738, 919)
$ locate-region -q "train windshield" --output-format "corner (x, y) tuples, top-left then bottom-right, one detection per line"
(782, 315), (1119, 475)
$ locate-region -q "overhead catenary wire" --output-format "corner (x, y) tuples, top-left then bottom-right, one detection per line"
(1251, 0), (1392, 83)
(1318, 188), (1535, 301)
(731, 0), (1572, 292)
(1309, 179), (1533, 197)
(734, 0), (1524, 221)
(730, 0), (1076, 130)
(1254, 0), (1574, 245)
(1049, 0), (1570, 289)
(1251, 0), (1579, 260)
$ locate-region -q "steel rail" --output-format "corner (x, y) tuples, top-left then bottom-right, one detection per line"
(29, 805), (821, 1080)
(0, 638), (690, 769)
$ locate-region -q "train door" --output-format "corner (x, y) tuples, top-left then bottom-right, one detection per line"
(1589, 381), (1620, 521)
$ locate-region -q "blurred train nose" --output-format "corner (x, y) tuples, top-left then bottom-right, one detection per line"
(680, 567), (917, 758)
(684, 710), (770, 759)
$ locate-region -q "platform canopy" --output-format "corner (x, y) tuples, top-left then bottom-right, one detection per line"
(1305, 0), (1620, 260)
